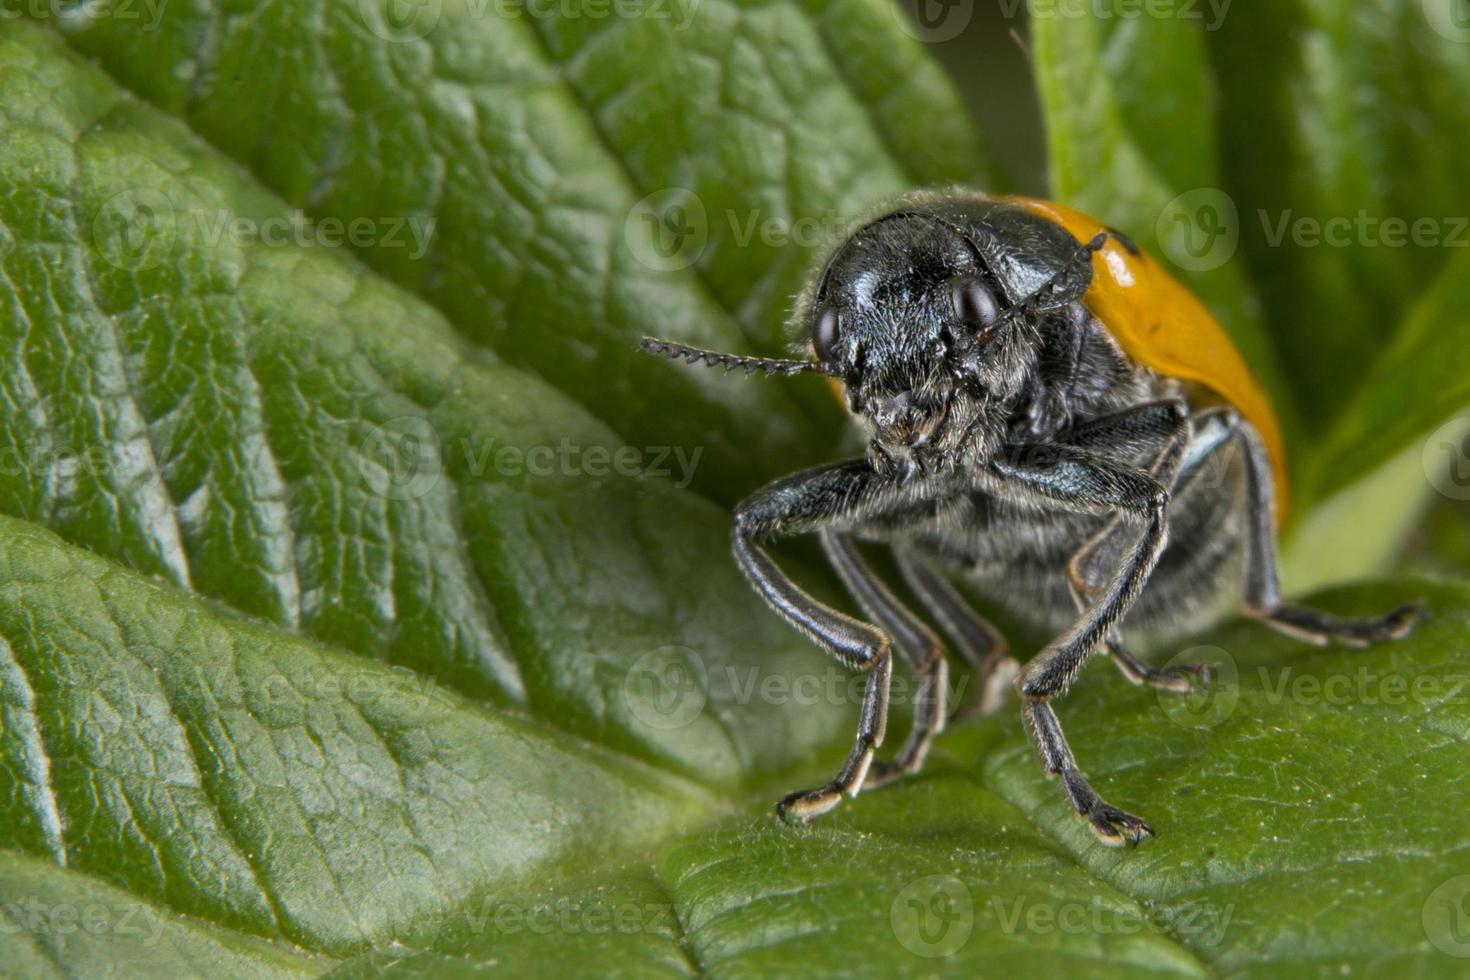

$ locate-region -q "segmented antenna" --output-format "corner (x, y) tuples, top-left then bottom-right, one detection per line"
(639, 337), (830, 377)
(1000, 232), (1110, 326)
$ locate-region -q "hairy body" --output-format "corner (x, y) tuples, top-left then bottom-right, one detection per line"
(644, 191), (1415, 845)
(879, 313), (1245, 642)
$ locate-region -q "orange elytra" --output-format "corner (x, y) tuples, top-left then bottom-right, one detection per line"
(1004, 196), (1288, 521)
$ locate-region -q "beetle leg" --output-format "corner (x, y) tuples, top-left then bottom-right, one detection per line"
(1067, 400), (1225, 598)
(993, 444), (1178, 845)
(1024, 699), (1153, 845)
(1061, 398), (1191, 462)
(1233, 423), (1420, 645)
(893, 548), (1017, 720)
(1000, 232), (1111, 323)
(821, 532), (948, 787)
(1107, 633), (1208, 694)
(1070, 407), (1235, 692)
(733, 460), (910, 822)
(1067, 577), (1209, 694)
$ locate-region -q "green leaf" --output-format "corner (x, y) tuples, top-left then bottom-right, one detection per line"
(0, 17), (868, 792)
(1399, 495), (1470, 580)
(706, 579), (1468, 979)
(0, 6), (984, 969)
(1027, 1), (1293, 446)
(21, 0), (1001, 503)
(1029, 0), (1470, 587)
(1210, 0), (1470, 432)
(0, 514), (718, 953)
(1207, 2), (1470, 543)
(5, 475), (1465, 973)
(336, 580), (1470, 977)
(3, 1), (1470, 977)
(1305, 253), (1470, 502)
(0, 852), (326, 977)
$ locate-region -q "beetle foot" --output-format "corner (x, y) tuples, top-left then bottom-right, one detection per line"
(775, 785), (844, 824)
(1062, 769), (1153, 847)
(1137, 660), (1210, 695)
(1078, 802), (1154, 847)
(1260, 602), (1422, 648)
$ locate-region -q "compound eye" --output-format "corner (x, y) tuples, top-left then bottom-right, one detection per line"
(813, 308), (841, 362)
(949, 277), (1000, 339)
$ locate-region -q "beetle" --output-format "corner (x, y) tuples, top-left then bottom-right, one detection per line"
(640, 189), (1419, 845)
